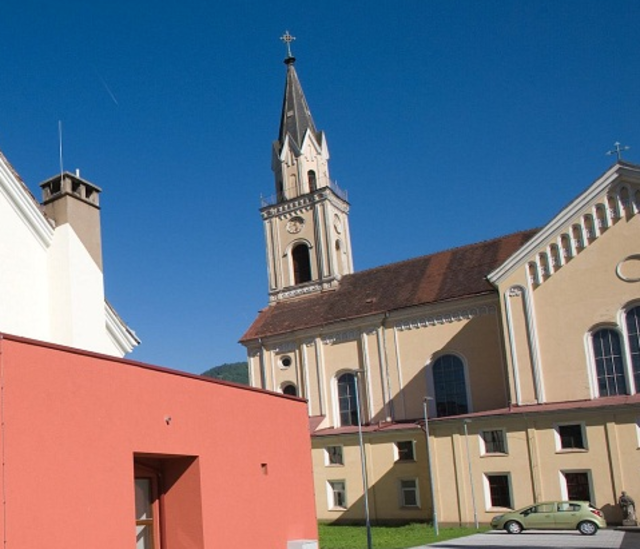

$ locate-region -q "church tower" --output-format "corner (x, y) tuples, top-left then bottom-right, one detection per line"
(262, 33), (353, 302)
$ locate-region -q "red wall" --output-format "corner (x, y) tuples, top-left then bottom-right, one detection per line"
(0, 334), (317, 548)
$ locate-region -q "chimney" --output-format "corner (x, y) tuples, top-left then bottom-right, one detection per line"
(40, 171), (103, 271)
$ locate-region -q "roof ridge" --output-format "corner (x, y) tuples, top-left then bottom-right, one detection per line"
(348, 227), (540, 278)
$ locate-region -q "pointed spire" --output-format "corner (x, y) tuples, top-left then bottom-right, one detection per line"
(277, 32), (321, 150)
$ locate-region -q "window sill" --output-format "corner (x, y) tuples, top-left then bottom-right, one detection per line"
(556, 448), (588, 454)
(326, 464), (344, 468)
(480, 452), (509, 458)
(329, 507), (347, 512)
(395, 459), (417, 464)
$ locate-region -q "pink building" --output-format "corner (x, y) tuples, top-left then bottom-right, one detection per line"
(0, 333), (317, 548)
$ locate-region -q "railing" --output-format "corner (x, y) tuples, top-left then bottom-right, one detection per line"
(260, 179), (348, 207)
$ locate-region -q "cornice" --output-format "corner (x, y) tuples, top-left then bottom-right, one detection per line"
(0, 157), (53, 248)
(105, 302), (140, 355)
(488, 163), (640, 285)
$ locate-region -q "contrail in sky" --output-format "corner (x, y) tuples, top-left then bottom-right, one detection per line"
(94, 68), (119, 106)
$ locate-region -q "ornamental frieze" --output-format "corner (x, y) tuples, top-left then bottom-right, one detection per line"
(395, 306), (496, 331)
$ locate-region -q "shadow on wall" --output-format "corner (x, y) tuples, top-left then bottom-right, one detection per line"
(370, 314), (510, 425)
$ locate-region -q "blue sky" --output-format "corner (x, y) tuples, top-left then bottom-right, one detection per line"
(1, 1), (638, 374)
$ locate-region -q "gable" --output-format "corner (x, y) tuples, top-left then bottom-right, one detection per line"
(0, 150), (53, 247)
(488, 162), (640, 287)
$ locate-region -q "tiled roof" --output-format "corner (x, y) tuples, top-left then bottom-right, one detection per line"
(241, 228), (539, 342)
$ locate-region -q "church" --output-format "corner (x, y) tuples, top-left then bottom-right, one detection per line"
(241, 46), (640, 526)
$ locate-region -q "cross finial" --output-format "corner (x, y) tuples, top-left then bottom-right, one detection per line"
(280, 30), (296, 60)
(606, 141), (631, 161)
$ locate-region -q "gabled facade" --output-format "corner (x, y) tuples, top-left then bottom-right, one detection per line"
(0, 151), (138, 356)
(242, 53), (640, 527)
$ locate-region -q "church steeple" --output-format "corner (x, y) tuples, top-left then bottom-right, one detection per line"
(261, 34), (354, 302)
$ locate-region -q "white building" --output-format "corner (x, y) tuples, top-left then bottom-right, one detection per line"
(0, 150), (138, 356)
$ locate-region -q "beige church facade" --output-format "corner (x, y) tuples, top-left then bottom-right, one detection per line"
(242, 49), (640, 526)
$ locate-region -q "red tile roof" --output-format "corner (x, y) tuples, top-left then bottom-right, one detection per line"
(311, 394), (640, 437)
(241, 229), (538, 342)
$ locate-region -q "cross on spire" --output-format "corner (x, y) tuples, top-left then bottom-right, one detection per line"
(606, 141), (631, 161)
(280, 30), (296, 60)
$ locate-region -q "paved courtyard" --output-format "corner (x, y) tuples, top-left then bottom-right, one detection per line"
(407, 529), (638, 549)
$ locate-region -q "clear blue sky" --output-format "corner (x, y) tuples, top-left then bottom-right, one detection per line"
(1, 1), (638, 374)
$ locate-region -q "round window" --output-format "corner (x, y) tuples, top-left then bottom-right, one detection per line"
(279, 355), (292, 368)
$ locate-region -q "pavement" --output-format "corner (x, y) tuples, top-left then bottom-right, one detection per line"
(406, 528), (640, 549)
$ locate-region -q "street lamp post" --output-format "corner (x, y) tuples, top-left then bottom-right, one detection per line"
(463, 419), (479, 529)
(353, 371), (372, 549)
(422, 397), (439, 537)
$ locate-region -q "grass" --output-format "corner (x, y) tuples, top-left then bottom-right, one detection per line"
(318, 523), (486, 549)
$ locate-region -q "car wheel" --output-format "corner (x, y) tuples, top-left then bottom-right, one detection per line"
(505, 520), (523, 534)
(578, 521), (598, 535)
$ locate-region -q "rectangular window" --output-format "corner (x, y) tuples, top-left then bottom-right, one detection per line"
(556, 424), (586, 450)
(395, 440), (415, 462)
(563, 471), (592, 502)
(485, 474), (512, 509)
(325, 445), (343, 466)
(328, 480), (347, 510)
(480, 430), (507, 454)
(399, 479), (420, 507)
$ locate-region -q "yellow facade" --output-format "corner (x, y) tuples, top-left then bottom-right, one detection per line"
(245, 162), (640, 526)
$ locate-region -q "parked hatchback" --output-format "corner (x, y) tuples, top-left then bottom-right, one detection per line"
(490, 501), (607, 535)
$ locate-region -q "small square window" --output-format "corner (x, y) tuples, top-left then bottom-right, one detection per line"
(557, 424), (586, 450)
(399, 479), (420, 507)
(395, 441), (415, 462)
(328, 480), (347, 510)
(485, 474), (512, 509)
(480, 430), (507, 454)
(325, 445), (343, 466)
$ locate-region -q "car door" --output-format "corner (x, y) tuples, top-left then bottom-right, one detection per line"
(555, 502), (582, 529)
(522, 503), (557, 529)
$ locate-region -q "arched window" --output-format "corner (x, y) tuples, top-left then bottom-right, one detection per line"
(607, 194), (619, 222)
(549, 244), (562, 270)
(292, 243), (312, 284)
(433, 355), (469, 417)
(626, 306), (640, 390)
(282, 383), (298, 397)
(592, 329), (627, 396)
(528, 262), (540, 286)
(595, 204), (608, 232)
(337, 373), (359, 426)
(571, 224), (584, 251)
(560, 234), (573, 261)
(583, 214), (596, 243)
(308, 170), (317, 192)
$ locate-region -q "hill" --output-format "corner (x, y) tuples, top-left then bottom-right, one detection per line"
(201, 361), (249, 385)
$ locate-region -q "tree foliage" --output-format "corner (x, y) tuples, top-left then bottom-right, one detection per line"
(201, 361), (249, 385)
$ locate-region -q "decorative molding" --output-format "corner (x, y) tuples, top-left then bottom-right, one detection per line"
(276, 283), (322, 300)
(105, 302), (140, 355)
(616, 254), (640, 283)
(395, 305), (496, 331)
(488, 164), (640, 285)
(0, 158), (54, 249)
(273, 342), (297, 353)
(322, 330), (359, 346)
(508, 286), (524, 297)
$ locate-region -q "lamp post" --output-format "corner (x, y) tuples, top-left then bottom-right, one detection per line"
(463, 419), (479, 529)
(422, 397), (439, 537)
(353, 371), (372, 549)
